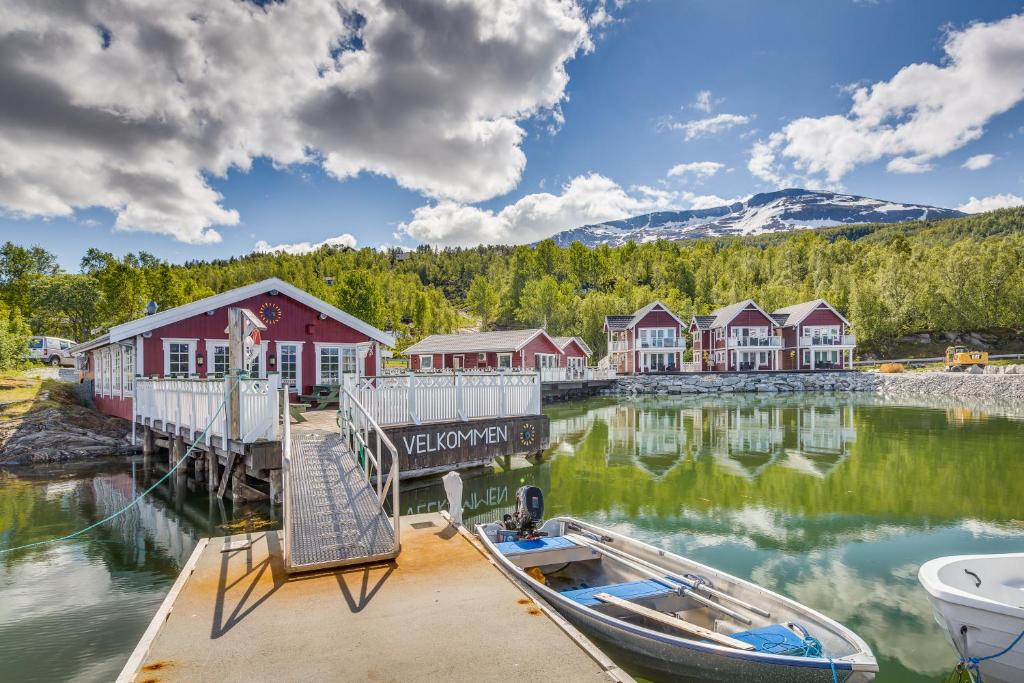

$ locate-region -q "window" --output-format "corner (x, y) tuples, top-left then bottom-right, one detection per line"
(477, 353), (487, 362)
(497, 353), (512, 369)
(316, 345), (359, 384)
(342, 347), (357, 375)
(249, 348), (262, 378)
(802, 349), (811, 367)
(420, 354), (434, 370)
(211, 344), (229, 375)
(123, 347), (134, 394)
(163, 339), (196, 377)
(112, 347), (121, 393)
(758, 351), (768, 366)
(278, 343), (301, 388)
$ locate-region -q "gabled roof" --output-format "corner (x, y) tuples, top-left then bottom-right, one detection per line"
(552, 336), (593, 357)
(94, 277), (394, 347)
(707, 299), (777, 329)
(690, 315), (715, 330)
(627, 300), (685, 328)
(770, 314), (789, 327)
(403, 328), (555, 355)
(604, 315), (633, 331)
(772, 299), (851, 327)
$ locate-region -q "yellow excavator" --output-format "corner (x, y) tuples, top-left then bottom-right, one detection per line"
(944, 346), (988, 372)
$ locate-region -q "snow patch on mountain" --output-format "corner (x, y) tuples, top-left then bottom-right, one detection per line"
(549, 189), (963, 247)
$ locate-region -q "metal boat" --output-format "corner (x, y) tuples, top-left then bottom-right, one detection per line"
(919, 553), (1024, 683)
(476, 487), (878, 682)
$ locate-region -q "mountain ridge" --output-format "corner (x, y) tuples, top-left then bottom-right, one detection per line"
(549, 188), (965, 247)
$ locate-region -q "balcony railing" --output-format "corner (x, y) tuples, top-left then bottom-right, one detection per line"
(609, 341), (629, 352)
(727, 337), (782, 348)
(638, 338), (686, 349)
(801, 334), (856, 346)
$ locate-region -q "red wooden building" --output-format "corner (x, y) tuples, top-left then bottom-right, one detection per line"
(402, 329), (563, 371)
(72, 278), (394, 420)
(603, 301), (687, 374)
(689, 300), (782, 372)
(552, 336), (592, 371)
(773, 299), (855, 370)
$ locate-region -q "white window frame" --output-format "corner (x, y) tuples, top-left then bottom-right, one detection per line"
(314, 343), (360, 385)
(247, 341), (269, 379)
(276, 341), (304, 392)
(205, 339), (230, 377)
(112, 345), (122, 394)
(123, 344), (134, 395)
(162, 338), (198, 377)
(452, 354), (465, 369)
(477, 352), (487, 362)
(497, 353), (512, 369)
(419, 354), (434, 370)
(802, 349), (811, 367)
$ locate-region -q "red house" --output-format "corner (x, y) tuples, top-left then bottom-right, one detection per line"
(552, 336), (592, 372)
(402, 329), (563, 371)
(72, 278), (394, 420)
(773, 299), (855, 370)
(689, 299), (782, 372)
(603, 301), (686, 374)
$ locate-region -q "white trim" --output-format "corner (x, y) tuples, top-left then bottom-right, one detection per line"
(556, 336), (593, 357)
(105, 277), (395, 347)
(204, 339), (230, 375)
(497, 352), (512, 369)
(162, 338), (198, 376)
(626, 300), (686, 329)
(275, 341), (304, 391)
(314, 342), (361, 384)
(712, 299), (778, 330)
(513, 328), (552, 352)
(777, 299), (852, 328)
(452, 354), (465, 369)
(135, 335), (144, 381)
(419, 354), (434, 370)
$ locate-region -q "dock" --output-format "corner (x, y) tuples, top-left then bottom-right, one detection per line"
(119, 513), (632, 682)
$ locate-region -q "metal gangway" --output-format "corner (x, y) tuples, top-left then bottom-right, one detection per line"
(282, 386), (401, 573)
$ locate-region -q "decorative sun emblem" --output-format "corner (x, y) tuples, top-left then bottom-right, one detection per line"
(519, 423), (537, 448)
(258, 301), (282, 325)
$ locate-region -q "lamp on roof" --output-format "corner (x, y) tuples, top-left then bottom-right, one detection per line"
(145, 301), (158, 316)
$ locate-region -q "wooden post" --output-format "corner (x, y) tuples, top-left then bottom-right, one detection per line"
(172, 436), (187, 488)
(231, 460), (246, 503)
(227, 307), (244, 442)
(208, 448), (219, 490)
(142, 426), (155, 456)
(269, 469), (282, 506)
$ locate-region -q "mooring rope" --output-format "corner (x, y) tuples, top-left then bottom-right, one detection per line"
(0, 378), (239, 556)
(960, 628), (1024, 683)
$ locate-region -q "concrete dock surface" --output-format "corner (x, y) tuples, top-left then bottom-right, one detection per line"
(124, 512), (629, 682)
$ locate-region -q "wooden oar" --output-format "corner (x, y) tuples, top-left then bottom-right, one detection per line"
(565, 533), (752, 625)
(577, 533), (771, 619)
(594, 593), (755, 651)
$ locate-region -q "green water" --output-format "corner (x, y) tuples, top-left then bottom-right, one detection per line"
(2, 393), (1023, 681)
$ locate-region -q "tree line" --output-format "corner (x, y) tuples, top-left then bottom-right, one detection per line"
(1, 206), (1022, 370)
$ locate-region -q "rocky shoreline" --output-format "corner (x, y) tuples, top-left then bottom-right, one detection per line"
(609, 370), (1024, 400)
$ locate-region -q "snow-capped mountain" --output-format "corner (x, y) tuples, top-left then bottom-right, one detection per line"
(549, 189), (964, 247)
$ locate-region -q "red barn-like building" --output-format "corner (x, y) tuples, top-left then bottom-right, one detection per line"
(552, 336), (592, 372)
(73, 278), (394, 420)
(604, 301), (687, 374)
(403, 329), (563, 371)
(773, 299), (855, 370)
(689, 300), (782, 372)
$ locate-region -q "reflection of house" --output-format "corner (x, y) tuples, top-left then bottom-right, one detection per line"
(781, 403), (857, 477)
(691, 404), (785, 478)
(604, 405), (689, 477)
(604, 301), (687, 374)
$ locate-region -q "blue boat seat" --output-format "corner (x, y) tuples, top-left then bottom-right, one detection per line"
(561, 579), (673, 607)
(729, 624), (811, 656)
(495, 536), (578, 556)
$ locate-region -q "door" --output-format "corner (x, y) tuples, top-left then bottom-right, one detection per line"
(452, 355), (464, 370)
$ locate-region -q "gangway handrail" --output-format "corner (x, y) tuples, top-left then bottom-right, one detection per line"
(339, 384), (401, 552)
(282, 383), (292, 568)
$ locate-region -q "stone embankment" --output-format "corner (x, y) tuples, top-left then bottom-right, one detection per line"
(611, 370), (1024, 400)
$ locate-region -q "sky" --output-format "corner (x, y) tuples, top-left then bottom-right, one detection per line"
(2, 0), (1024, 270)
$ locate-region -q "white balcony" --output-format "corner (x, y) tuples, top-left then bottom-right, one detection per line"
(638, 338), (686, 349)
(727, 337), (782, 349)
(800, 334), (856, 347)
(609, 341), (629, 352)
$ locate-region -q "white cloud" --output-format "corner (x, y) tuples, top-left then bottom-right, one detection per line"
(962, 153), (996, 170)
(0, 0), (593, 244)
(691, 90), (713, 113)
(956, 194), (1024, 213)
(254, 233), (357, 255)
(681, 192), (746, 210)
(750, 13), (1024, 185)
(665, 113), (752, 141)
(667, 161), (725, 179)
(399, 173), (679, 247)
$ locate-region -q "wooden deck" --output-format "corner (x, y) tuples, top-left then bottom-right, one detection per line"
(118, 514), (632, 683)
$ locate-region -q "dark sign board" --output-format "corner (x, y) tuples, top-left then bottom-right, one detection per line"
(370, 415), (550, 477)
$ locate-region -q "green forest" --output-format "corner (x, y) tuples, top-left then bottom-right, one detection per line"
(1, 206), (1022, 369)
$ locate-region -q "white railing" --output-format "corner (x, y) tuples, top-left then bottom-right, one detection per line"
(680, 361), (702, 372)
(727, 337), (782, 348)
(800, 334), (856, 346)
(538, 367), (617, 382)
(354, 373), (541, 427)
(134, 376), (281, 443)
(638, 338), (686, 349)
(339, 386), (401, 557)
(609, 341), (629, 352)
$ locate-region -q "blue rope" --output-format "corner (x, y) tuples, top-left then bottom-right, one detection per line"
(0, 379), (237, 556)
(739, 623), (839, 683)
(962, 628), (1024, 682)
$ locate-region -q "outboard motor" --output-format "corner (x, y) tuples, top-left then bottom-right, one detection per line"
(501, 485), (545, 538)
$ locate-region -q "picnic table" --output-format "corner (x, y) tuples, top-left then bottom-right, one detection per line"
(298, 383), (341, 409)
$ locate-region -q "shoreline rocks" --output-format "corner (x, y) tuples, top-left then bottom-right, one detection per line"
(0, 405), (135, 465)
(608, 371), (1024, 401)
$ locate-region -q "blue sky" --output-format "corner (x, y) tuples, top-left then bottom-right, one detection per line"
(2, 0), (1023, 270)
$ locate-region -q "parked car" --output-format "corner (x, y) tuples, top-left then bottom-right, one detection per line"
(27, 336), (77, 367)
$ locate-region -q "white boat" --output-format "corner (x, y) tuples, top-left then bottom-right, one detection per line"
(475, 488), (878, 682)
(919, 553), (1024, 683)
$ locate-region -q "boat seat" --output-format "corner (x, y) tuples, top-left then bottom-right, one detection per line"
(561, 579), (673, 607)
(729, 624), (811, 656)
(495, 536), (578, 556)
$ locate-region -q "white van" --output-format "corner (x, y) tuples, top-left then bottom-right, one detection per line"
(27, 336), (77, 366)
